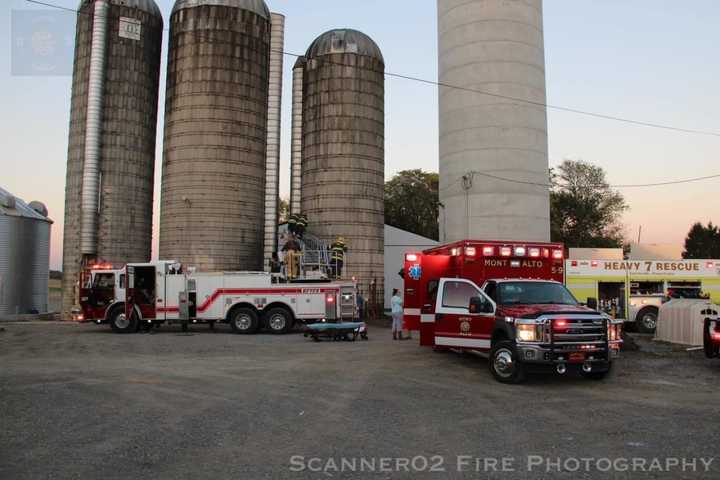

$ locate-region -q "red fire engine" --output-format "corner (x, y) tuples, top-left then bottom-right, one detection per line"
(403, 240), (623, 383)
(76, 260), (357, 334)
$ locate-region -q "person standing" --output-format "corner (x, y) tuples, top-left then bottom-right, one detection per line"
(331, 237), (347, 278)
(391, 288), (404, 340)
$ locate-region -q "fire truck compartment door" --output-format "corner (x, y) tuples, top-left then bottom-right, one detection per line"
(434, 278), (496, 349)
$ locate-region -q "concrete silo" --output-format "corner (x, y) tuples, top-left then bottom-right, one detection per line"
(301, 29), (385, 297)
(438, 0), (550, 242)
(62, 0), (163, 320)
(289, 56), (306, 216)
(160, 0), (272, 272)
(1, 188), (53, 317)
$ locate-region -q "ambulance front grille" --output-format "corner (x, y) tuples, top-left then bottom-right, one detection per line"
(549, 317), (607, 344)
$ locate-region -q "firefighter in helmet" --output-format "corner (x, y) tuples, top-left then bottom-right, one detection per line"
(331, 236), (347, 278)
(287, 213), (298, 236)
(296, 213), (308, 239)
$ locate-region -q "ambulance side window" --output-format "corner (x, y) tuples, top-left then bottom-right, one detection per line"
(442, 281), (481, 310)
(484, 282), (497, 302)
(427, 280), (439, 303)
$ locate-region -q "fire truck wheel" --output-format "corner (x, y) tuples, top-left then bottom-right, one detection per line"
(264, 308), (292, 334)
(489, 341), (525, 384)
(109, 306), (137, 334)
(229, 307), (259, 334)
(635, 308), (658, 334)
(581, 363), (613, 381)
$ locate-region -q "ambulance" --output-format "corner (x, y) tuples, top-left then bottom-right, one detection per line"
(565, 259), (720, 333)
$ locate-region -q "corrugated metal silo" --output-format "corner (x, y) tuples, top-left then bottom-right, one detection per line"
(1, 188), (53, 317)
(62, 0), (164, 320)
(302, 29), (385, 296)
(438, 0), (550, 242)
(289, 56), (305, 215)
(160, 0), (272, 272)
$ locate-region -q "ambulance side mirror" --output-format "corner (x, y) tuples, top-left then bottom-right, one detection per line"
(469, 297), (494, 314)
(586, 297), (598, 311)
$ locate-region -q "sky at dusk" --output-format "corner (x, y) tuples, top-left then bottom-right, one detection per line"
(2, 0), (719, 270)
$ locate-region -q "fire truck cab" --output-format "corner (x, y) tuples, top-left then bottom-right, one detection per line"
(77, 260), (357, 334)
(403, 240), (623, 383)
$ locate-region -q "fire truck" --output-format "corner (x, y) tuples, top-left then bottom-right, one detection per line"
(403, 240), (623, 383)
(76, 260), (357, 334)
(565, 259), (720, 333)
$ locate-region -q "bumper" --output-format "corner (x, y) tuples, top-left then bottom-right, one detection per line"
(517, 342), (620, 365)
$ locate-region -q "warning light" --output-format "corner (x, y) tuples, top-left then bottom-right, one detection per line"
(483, 246), (495, 256)
(500, 247), (512, 257)
(326, 295), (335, 304)
(707, 262), (715, 269)
(529, 248), (541, 258)
(514, 246), (527, 257)
(552, 250), (564, 260)
(571, 260), (578, 267)
(542, 248), (550, 258)
(406, 254), (418, 262)
(591, 260), (599, 267)
(465, 247), (477, 257)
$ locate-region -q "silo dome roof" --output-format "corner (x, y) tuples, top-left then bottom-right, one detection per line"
(78, 0), (162, 17)
(171, 0), (270, 19)
(306, 29), (384, 63)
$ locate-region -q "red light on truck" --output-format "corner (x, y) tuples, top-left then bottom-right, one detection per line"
(712, 332), (720, 341)
(465, 247), (477, 257)
(554, 319), (568, 329)
(326, 295), (335, 304)
(514, 246), (526, 257)
(591, 260), (599, 267)
(707, 262), (715, 269)
(483, 246), (495, 256)
(406, 254), (418, 262)
(542, 248), (550, 258)
(552, 250), (564, 260)
(529, 248), (540, 258)
(500, 247), (512, 257)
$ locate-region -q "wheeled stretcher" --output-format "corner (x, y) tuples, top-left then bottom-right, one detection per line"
(303, 322), (368, 342)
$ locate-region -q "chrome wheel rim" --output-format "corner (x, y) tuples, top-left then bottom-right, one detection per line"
(493, 349), (515, 378)
(115, 313), (129, 329)
(235, 314), (252, 331)
(642, 313), (657, 330)
(268, 314), (286, 331)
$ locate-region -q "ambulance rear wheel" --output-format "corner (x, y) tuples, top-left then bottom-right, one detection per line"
(489, 341), (525, 384)
(265, 308), (292, 334)
(230, 308), (259, 335)
(109, 306), (137, 334)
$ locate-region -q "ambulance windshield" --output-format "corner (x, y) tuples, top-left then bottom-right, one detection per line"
(497, 282), (578, 306)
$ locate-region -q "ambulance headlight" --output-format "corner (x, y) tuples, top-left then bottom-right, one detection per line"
(516, 323), (538, 342)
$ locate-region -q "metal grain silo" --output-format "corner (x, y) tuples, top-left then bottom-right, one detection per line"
(160, 0), (272, 272)
(1, 188), (53, 317)
(301, 29), (385, 296)
(438, 0), (550, 242)
(62, 0), (164, 320)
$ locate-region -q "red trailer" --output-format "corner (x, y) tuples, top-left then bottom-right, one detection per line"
(403, 240), (622, 383)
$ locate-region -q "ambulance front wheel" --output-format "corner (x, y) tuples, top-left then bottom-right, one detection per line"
(489, 341), (526, 384)
(229, 307), (259, 335)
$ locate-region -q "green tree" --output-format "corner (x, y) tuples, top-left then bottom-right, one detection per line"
(550, 160), (628, 248)
(683, 222), (720, 258)
(385, 170), (440, 240)
(278, 198), (289, 224)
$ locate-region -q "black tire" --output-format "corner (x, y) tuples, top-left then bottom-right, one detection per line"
(581, 363), (613, 381)
(229, 307), (259, 334)
(264, 307), (293, 334)
(489, 340), (526, 384)
(109, 306), (137, 334)
(635, 307), (658, 334)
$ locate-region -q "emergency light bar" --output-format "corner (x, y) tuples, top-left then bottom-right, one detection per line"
(552, 250), (564, 260)
(500, 247), (512, 257)
(483, 246), (495, 256)
(514, 246), (526, 257)
(465, 247), (477, 257)
(529, 248), (541, 258)
(405, 254), (418, 262)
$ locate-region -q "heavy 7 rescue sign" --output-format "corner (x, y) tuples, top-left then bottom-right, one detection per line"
(566, 259), (720, 278)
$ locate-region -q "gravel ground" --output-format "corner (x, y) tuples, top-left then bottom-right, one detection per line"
(1, 322), (719, 480)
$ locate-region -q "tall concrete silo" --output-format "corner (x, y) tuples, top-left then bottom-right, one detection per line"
(0, 188), (53, 317)
(289, 56), (306, 216)
(301, 29), (385, 296)
(160, 0), (272, 272)
(438, 0), (550, 242)
(62, 0), (163, 320)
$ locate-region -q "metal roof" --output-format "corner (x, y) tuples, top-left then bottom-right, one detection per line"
(306, 29), (384, 63)
(171, 0), (270, 19)
(0, 187), (52, 223)
(78, 0), (163, 17)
